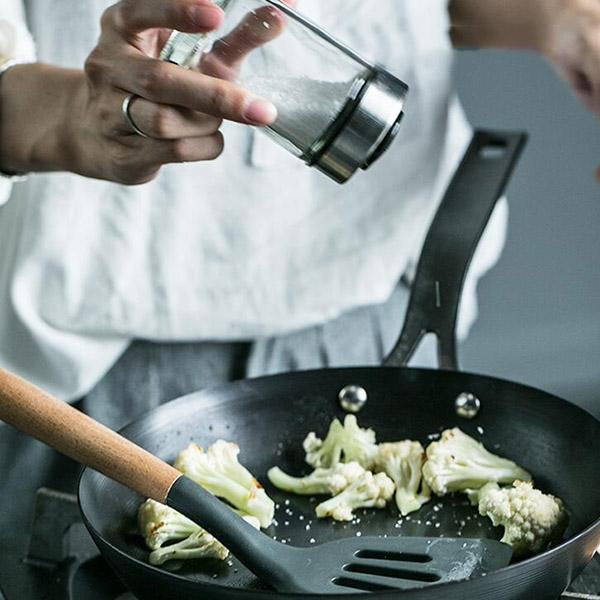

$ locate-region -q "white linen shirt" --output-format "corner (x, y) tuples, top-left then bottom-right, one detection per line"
(0, 0), (508, 400)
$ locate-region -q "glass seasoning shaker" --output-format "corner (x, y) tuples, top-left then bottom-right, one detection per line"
(160, 0), (409, 183)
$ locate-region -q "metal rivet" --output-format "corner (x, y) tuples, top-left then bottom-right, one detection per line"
(338, 385), (368, 413)
(455, 392), (481, 419)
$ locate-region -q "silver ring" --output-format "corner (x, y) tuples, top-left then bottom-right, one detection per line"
(121, 93), (150, 138)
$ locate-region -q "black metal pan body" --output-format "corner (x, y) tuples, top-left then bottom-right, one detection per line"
(79, 366), (600, 599)
(79, 131), (600, 599)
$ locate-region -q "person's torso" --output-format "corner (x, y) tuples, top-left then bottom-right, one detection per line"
(6, 0), (468, 339)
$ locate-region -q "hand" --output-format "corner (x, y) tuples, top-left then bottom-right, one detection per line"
(449, 0), (600, 181)
(542, 0), (600, 117)
(541, 0), (600, 181)
(70, 0), (289, 184)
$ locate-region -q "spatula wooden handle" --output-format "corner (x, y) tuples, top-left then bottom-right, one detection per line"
(0, 368), (180, 503)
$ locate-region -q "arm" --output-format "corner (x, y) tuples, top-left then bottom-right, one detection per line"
(0, 64), (82, 175)
(0, 0), (285, 184)
(448, 0), (555, 51)
(449, 0), (600, 117)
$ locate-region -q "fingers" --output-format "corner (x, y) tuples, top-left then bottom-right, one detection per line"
(200, 6), (289, 79)
(103, 0), (224, 36)
(200, 2), (298, 80)
(158, 132), (225, 164)
(126, 131), (225, 166)
(110, 56), (277, 124)
(109, 131), (225, 185)
(126, 95), (222, 139)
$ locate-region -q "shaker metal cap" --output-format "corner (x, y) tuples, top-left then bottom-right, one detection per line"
(310, 69), (409, 184)
(160, 0), (410, 185)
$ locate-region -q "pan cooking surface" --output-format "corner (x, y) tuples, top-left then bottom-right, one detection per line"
(79, 367), (600, 594)
(116, 466), (502, 590)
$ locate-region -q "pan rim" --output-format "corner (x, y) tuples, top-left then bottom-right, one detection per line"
(112, 365), (600, 427)
(78, 365), (600, 598)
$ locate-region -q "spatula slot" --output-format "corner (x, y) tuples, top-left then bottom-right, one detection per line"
(332, 577), (396, 592)
(343, 563), (441, 582)
(355, 550), (432, 563)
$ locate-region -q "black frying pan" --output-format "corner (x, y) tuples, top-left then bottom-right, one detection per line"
(79, 131), (600, 599)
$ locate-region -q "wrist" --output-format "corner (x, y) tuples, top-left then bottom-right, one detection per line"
(0, 61), (29, 178)
(0, 63), (85, 174)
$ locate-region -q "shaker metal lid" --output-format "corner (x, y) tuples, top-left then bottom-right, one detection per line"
(308, 68), (409, 184)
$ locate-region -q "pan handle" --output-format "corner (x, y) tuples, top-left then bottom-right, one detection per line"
(383, 130), (527, 370)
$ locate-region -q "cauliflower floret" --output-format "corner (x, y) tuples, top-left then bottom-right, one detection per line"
(315, 471), (395, 522)
(147, 528), (227, 566)
(375, 441), (431, 516)
(267, 461), (366, 496)
(476, 481), (569, 557)
(422, 428), (531, 496)
(138, 498), (201, 551)
(303, 415), (378, 470)
(174, 440), (275, 528)
(138, 499), (260, 566)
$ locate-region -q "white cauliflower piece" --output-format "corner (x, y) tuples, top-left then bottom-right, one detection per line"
(138, 499), (260, 566)
(138, 498), (201, 551)
(315, 471), (395, 522)
(148, 528), (229, 566)
(267, 462), (366, 496)
(476, 481), (569, 557)
(303, 415), (378, 470)
(422, 428), (531, 496)
(375, 441), (431, 516)
(174, 440), (274, 528)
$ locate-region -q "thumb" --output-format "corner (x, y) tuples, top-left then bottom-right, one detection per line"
(200, 2), (296, 80)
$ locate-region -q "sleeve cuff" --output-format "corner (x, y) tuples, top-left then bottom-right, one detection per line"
(0, 0), (37, 62)
(0, 7), (36, 205)
(0, 178), (13, 207)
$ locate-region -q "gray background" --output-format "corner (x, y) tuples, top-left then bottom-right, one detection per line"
(455, 50), (600, 417)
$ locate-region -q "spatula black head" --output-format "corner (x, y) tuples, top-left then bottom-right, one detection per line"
(267, 535), (511, 594)
(168, 476), (513, 594)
